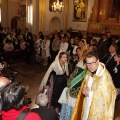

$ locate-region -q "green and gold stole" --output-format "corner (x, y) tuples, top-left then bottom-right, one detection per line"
(66, 67), (87, 100)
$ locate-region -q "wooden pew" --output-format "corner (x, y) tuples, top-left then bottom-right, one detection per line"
(3, 49), (26, 63)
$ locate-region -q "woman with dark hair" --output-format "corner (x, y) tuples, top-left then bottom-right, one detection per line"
(39, 52), (69, 113)
(26, 35), (34, 63)
(1, 82), (41, 120)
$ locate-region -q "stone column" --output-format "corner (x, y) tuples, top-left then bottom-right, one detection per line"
(39, 0), (46, 33)
(32, 0), (39, 34)
(63, 0), (69, 32)
(26, 0), (33, 32)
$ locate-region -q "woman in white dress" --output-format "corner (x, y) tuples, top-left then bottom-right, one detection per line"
(42, 34), (50, 66)
(34, 34), (42, 63)
(60, 37), (69, 52)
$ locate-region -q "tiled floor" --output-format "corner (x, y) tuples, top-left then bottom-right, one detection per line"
(4, 61), (120, 120)
(6, 62), (48, 109)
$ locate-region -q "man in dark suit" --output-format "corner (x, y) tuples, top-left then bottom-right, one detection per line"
(103, 43), (118, 75)
(31, 93), (58, 120)
(98, 34), (109, 60)
(25, 28), (33, 41)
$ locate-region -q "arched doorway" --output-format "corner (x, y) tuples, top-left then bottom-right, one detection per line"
(49, 17), (60, 32)
(11, 16), (21, 30)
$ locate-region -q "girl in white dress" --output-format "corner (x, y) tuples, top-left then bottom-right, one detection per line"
(42, 35), (50, 66)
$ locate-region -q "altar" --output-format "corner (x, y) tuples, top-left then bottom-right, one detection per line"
(87, 0), (120, 36)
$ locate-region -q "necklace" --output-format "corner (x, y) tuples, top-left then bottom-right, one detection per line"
(59, 61), (65, 72)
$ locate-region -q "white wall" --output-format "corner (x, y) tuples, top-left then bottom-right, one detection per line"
(1, 0), (19, 28)
(1, 0), (8, 27)
(32, 0), (39, 34)
(1, 0), (94, 33)
(8, 1), (19, 27)
(1, 0), (26, 32)
(45, 0), (64, 33)
(68, 0), (94, 31)
(44, 0), (94, 33)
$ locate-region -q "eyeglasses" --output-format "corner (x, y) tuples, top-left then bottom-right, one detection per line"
(86, 60), (97, 66)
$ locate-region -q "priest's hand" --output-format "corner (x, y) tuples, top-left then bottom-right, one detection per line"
(82, 87), (90, 97)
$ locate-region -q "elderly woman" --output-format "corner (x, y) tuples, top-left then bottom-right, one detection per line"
(1, 82), (41, 120)
(32, 93), (58, 120)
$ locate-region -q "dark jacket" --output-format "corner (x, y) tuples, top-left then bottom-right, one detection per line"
(111, 64), (120, 88)
(31, 106), (58, 120)
(103, 54), (116, 75)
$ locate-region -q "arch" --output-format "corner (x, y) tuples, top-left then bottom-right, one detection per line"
(49, 16), (60, 32)
(11, 16), (21, 30)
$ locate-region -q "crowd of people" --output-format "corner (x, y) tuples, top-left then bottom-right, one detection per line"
(0, 26), (120, 120)
(37, 29), (119, 119)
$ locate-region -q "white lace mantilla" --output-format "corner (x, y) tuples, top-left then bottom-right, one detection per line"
(39, 60), (68, 90)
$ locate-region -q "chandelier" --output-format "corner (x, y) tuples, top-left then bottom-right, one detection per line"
(52, 0), (64, 12)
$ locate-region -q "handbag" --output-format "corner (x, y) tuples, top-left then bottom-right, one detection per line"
(38, 86), (48, 95)
(35, 86), (48, 104)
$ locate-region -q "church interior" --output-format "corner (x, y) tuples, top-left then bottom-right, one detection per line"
(0, 0), (120, 120)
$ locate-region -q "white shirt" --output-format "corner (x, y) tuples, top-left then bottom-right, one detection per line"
(60, 42), (69, 52)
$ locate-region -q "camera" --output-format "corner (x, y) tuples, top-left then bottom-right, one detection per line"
(7, 71), (18, 82)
